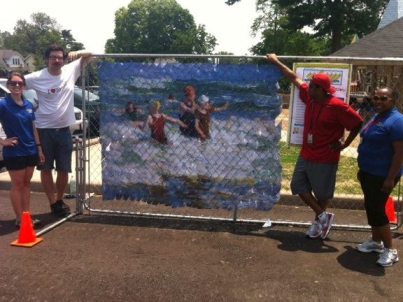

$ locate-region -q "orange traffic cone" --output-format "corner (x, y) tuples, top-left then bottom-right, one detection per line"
(385, 197), (397, 224)
(11, 211), (43, 247)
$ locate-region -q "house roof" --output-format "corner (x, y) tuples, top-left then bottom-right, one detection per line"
(0, 49), (24, 60)
(331, 17), (403, 57)
(378, 0), (403, 29)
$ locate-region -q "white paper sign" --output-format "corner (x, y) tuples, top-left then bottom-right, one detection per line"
(288, 63), (352, 145)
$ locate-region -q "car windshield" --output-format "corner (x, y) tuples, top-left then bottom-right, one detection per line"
(74, 87), (99, 102)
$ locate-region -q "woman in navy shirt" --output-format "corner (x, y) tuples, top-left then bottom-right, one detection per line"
(0, 72), (44, 227)
(356, 87), (403, 267)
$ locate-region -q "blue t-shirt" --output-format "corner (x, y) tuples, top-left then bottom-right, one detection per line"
(358, 107), (403, 177)
(0, 95), (37, 157)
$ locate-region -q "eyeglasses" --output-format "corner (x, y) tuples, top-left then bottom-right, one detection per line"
(8, 81), (24, 87)
(48, 56), (65, 61)
(373, 96), (391, 101)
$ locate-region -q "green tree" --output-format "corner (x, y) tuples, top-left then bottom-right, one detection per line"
(227, 0), (388, 53)
(250, 1), (329, 55)
(3, 13), (63, 67)
(61, 30), (84, 52)
(2, 13), (85, 69)
(0, 31), (12, 48)
(105, 0), (217, 54)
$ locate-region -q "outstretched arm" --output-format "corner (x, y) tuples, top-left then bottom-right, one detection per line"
(213, 102), (229, 112)
(164, 114), (187, 128)
(68, 50), (93, 68)
(266, 53), (303, 88)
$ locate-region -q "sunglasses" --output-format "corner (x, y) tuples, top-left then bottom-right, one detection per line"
(8, 81), (24, 87)
(48, 55), (65, 61)
(372, 96), (391, 101)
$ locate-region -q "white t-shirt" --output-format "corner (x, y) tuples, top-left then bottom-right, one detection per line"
(25, 59), (82, 128)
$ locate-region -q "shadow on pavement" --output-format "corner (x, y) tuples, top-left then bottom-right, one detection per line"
(72, 213), (263, 234)
(337, 246), (385, 276)
(72, 213), (342, 254)
(0, 213), (62, 236)
(262, 228), (339, 253)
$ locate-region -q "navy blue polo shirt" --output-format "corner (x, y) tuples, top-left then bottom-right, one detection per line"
(0, 95), (37, 157)
(358, 107), (403, 177)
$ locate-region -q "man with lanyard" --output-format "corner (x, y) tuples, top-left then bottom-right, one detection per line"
(25, 45), (92, 217)
(267, 54), (363, 239)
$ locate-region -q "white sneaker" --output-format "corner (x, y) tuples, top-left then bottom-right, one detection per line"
(377, 248), (399, 267)
(357, 240), (384, 253)
(318, 211), (335, 239)
(306, 221), (322, 239)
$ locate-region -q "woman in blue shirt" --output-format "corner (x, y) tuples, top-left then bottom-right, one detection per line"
(356, 87), (403, 267)
(0, 72), (44, 227)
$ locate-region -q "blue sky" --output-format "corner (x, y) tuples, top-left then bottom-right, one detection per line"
(1, 0), (260, 55)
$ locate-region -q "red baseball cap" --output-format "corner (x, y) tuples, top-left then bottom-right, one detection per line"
(310, 73), (336, 95)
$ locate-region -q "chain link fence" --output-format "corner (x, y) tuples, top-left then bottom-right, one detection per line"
(74, 54), (401, 232)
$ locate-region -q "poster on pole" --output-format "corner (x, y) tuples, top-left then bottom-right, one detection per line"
(287, 63), (352, 145)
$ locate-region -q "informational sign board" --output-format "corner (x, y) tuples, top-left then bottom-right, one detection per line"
(288, 63), (352, 145)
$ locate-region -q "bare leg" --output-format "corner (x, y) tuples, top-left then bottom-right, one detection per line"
(8, 169), (25, 220)
(55, 171), (69, 201)
(21, 166), (35, 213)
(372, 225), (393, 248)
(41, 170), (56, 205)
(298, 192), (327, 217)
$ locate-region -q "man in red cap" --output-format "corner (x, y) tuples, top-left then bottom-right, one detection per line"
(267, 53), (363, 239)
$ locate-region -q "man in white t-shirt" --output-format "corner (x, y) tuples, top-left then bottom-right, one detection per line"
(25, 44), (92, 217)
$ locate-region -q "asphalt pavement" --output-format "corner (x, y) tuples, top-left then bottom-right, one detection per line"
(1, 181), (403, 302)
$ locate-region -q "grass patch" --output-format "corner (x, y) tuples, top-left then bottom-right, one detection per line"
(279, 142), (400, 197)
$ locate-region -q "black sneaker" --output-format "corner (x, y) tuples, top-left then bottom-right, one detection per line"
(51, 200), (71, 217)
(32, 218), (42, 228)
(57, 199), (71, 212)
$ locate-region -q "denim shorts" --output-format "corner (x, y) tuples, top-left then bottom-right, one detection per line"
(37, 127), (73, 172)
(4, 154), (38, 171)
(290, 156), (338, 201)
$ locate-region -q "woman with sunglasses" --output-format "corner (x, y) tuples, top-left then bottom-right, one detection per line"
(356, 87), (403, 267)
(0, 72), (44, 227)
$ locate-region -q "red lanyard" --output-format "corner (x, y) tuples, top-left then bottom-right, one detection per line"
(361, 116), (381, 134)
(309, 101), (325, 132)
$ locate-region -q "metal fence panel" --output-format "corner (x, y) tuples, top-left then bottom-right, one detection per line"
(76, 54), (401, 232)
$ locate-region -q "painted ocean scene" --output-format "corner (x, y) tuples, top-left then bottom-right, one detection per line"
(99, 62), (283, 211)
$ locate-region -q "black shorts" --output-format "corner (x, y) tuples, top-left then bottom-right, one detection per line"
(358, 170), (400, 227)
(4, 155), (38, 171)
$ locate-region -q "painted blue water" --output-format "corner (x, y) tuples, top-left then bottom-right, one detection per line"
(99, 62), (283, 211)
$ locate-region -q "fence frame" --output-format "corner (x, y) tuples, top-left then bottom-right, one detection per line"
(38, 53), (402, 236)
